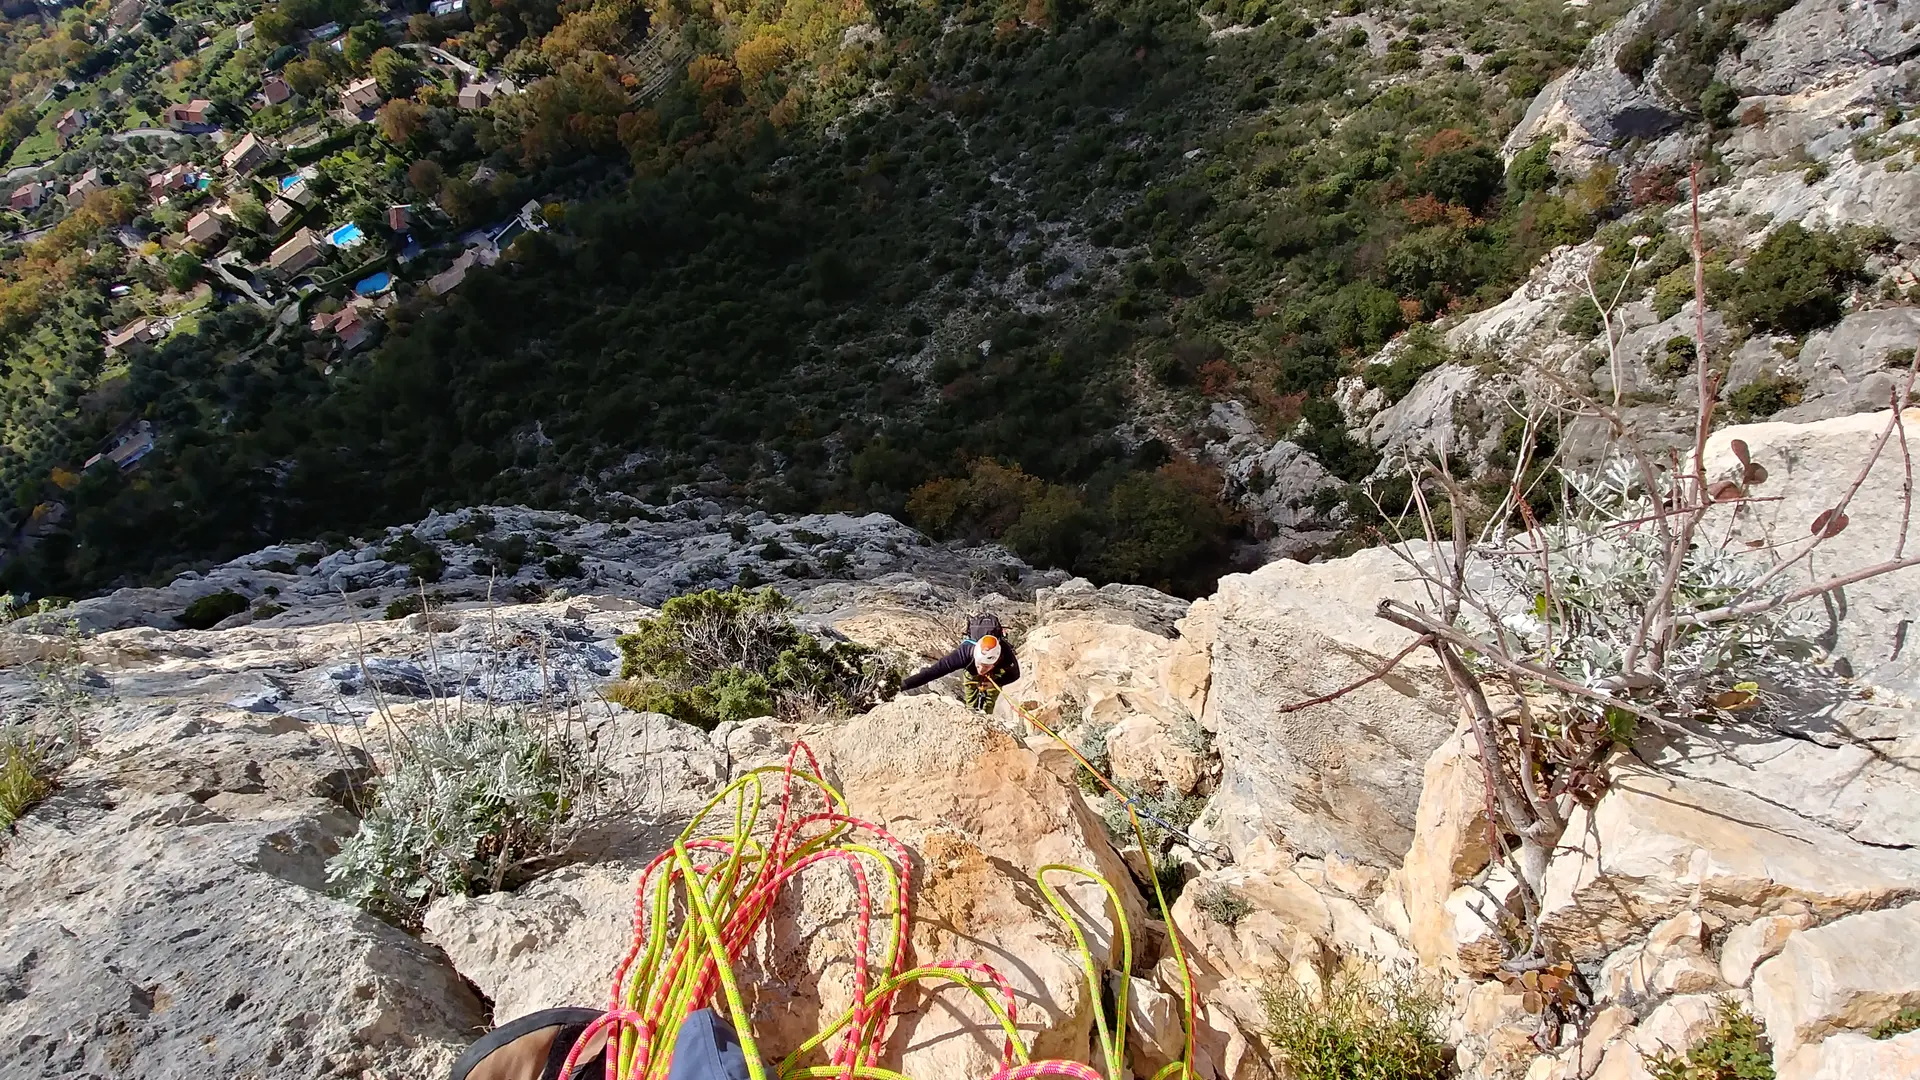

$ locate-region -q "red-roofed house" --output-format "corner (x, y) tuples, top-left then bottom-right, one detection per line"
(54, 108), (86, 148)
(162, 99), (213, 130)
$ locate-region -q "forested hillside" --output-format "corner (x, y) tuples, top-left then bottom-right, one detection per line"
(2, 0), (1629, 598)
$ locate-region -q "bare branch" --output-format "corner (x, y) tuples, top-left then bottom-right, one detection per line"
(1676, 553), (1920, 628)
(1377, 598), (1685, 732)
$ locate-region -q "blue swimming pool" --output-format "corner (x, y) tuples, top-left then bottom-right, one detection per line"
(354, 271), (392, 295)
(279, 174), (300, 190)
(328, 222), (364, 247)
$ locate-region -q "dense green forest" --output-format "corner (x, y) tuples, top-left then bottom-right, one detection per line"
(6, 0), (1635, 598)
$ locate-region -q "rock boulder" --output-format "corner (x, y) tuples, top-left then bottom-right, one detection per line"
(1195, 545), (1458, 866)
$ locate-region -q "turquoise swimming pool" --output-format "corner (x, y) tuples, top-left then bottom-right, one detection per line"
(279, 175), (300, 190)
(328, 222), (364, 247)
(354, 271), (392, 295)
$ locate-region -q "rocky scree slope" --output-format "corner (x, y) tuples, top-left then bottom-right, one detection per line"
(3, 413), (1920, 1079)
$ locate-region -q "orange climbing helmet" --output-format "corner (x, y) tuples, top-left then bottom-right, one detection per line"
(973, 634), (1002, 668)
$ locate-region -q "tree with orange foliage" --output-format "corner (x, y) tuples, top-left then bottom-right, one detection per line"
(734, 31), (792, 91)
(377, 98), (428, 143)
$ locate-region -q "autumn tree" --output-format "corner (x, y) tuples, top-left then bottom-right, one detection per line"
(407, 158), (444, 195)
(376, 97), (428, 142)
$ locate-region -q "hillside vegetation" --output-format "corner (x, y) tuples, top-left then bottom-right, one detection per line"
(3, 0), (1630, 598)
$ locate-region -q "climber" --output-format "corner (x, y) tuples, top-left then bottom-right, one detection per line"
(897, 613), (1020, 712)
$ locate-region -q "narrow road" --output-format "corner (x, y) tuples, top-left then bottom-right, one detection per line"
(111, 127), (204, 142)
(399, 42), (480, 79)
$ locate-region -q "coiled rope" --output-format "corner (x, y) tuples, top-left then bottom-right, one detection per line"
(562, 702), (1204, 1080)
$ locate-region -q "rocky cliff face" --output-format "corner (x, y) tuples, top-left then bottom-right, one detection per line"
(9, 1), (1920, 1074)
(5, 413), (1918, 1080)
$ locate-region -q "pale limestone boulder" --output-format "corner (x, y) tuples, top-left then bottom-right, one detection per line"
(1525, 1055), (1571, 1080)
(1596, 913), (1724, 1005)
(1107, 711), (1211, 796)
(1777, 1029), (1920, 1080)
(1454, 979), (1543, 1080)
(1199, 544), (1458, 866)
(1590, 1040), (1655, 1080)
(1033, 577), (1191, 638)
(423, 862), (639, 1022)
(1125, 973), (1279, 1080)
(1573, 1006), (1636, 1079)
(1629, 995), (1725, 1060)
(1753, 902), (1920, 1060)
(1171, 864), (1334, 990)
(0, 710), (487, 1079)
(1537, 763), (1920, 961)
(1720, 913), (1812, 989)
(1400, 724), (1494, 972)
(1445, 866), (1521, 977)
(1004, 616), (1194, 735)
(1701, 409), (1920, 701)
(1126, 975), (1186, 1079)
(1166, 598), (1217, 721)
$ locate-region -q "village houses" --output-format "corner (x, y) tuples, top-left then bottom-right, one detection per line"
(340, 77), (382, 114)
(54, 109), (86, 148)
(185, 209), (226, 245)
(103, 319), (162, 354)
(162, 99), (213, 130)
(269, 227), (325, 275)
(9, 182), (44, 212)
(457, 82), (495, 110)
(309, 299), (375, 351)
(68, 168), (104, 203)
(260, 76), (292, 106)
(222, 132), (270, 175)
(146, 163), (195, 199)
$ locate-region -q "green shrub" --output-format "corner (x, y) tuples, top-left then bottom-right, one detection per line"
(1727, 373), (1804, 421)
(385, 595), (424, 620)
(326, 709), (584, 925)
(1653, 267), (1696, 319)
(1871, 1006), (1920, 1040)
(383, 531), (446, 583)
(1701, 81), (1739, 127)
(543, 552), (583, 579)
(0, 733), (51, 829)
(614, 587), (896, 730)
(1265, 973), (1451, 1080)
(1101, 781), (1206, 850)
(1560, 295), (1603, 339)
(1649, 335), (1696, 381)
(1647, 999), (1774, 1080)
(1361, 326), (1449, 405)
(1720, 223), (1865, 335)
(1196, 885), (1254, 927)
(177, 590), (249, 630)
(446, 511), (496, 544)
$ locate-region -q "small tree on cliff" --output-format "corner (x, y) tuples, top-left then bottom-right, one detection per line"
(1317, 166), (1920, 1023)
